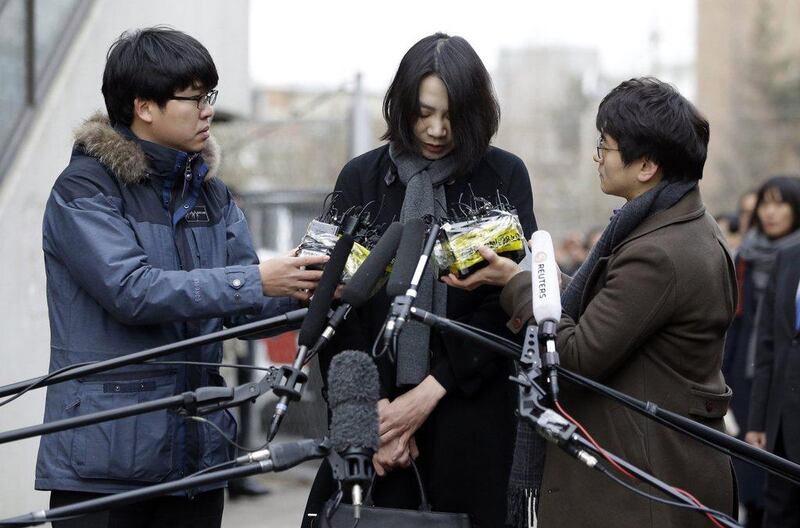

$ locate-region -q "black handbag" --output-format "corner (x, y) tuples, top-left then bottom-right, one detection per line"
(316, 461), (472, 528)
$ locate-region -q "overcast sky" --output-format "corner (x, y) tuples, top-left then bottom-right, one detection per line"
(250, 0), (696, 92)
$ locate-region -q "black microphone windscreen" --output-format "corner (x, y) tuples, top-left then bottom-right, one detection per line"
(386, 218), (426, 297)
(297, 234), (354, 347)
(341, 222), (403, 308)
(328, 350), (379, 452)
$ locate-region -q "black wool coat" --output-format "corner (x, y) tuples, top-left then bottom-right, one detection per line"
(312, 144), (536, 528)
(748, 241), (800, 462)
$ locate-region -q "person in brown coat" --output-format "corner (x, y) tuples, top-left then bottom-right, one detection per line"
(443, 77), (738, 527)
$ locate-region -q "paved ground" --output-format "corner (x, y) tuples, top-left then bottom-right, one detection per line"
(222, 461), (319, 528)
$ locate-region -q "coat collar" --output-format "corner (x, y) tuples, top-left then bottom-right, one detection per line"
(614, 186), (706, 251)
(73, 112), (220, 185)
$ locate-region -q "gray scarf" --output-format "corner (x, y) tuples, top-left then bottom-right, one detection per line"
(736, 228), (800, 377)
(507, 178), (697, 528)
(389, 143), (457, 386)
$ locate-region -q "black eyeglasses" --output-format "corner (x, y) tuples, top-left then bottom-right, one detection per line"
(596, 137), (619, 160)
(170, 89), (218, 109)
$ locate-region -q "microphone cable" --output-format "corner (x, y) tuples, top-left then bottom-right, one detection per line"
(0, 361), (95, 408)
(553, 399), (738, 528)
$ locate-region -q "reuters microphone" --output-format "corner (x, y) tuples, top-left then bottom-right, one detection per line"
(530, 230), (562, 401)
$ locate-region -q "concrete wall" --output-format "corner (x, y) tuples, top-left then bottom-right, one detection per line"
(0, 0), (250, 516)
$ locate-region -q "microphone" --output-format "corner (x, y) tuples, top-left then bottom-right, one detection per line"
(327, 350), (380, 521)
(298, 234), (355, 348)
(268, 234), (354, 441)
(340, 222), (404, 308)
(385, 218), (427, 298)
(530, 230), (562, 400)
(306, 222), (404, 356)
(383, 221), (439, 347)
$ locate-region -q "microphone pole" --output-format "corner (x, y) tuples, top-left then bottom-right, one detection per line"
(0, 438), (331, 527)
(0, 309), (306, 399)
(0, 367), (285, 445)
(383, 221), (440, 347)
(530, 230), (562, 401)
(408, 307), (800, 486)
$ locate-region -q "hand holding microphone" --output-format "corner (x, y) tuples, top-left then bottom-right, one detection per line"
(259, 250), (330, 301)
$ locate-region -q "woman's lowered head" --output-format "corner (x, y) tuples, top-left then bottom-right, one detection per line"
(382, 33), (500, 175)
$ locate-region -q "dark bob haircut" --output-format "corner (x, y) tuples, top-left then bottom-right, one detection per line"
(382, 33), (500, 175)
(596, 77), (709, 181)
(102, 26), (218, 127)
(751, 175), (800, 235)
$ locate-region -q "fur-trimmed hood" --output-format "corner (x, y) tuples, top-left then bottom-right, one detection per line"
(73, 112), (221, 185)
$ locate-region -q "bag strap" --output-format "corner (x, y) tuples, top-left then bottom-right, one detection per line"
(363, 460), (431, 511)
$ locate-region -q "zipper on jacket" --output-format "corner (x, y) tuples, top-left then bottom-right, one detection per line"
(181, 153), (198, 200)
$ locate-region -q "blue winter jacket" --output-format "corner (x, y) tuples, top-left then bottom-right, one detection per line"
(35, 114), (295, 494)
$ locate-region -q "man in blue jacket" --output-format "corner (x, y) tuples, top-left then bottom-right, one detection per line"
(35, 27), (327, 527)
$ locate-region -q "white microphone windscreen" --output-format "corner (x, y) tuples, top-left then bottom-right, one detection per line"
(530, 230), (562, 323)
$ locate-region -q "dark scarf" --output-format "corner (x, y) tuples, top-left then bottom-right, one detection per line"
(563, 179), (698, 319)
(507, 178), (697, 528)
(736, 228), (800, 377)
(389, 143), (457, 386)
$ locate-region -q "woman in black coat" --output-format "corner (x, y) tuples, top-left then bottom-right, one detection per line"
(302, 33), (536, 527)
(723, 176), (800, 526)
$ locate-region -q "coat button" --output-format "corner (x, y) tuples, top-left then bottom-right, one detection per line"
(705, 401), (713, 412)
(232, 279), (242, 288)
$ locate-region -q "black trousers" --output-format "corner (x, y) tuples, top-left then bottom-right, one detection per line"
(49, 489), (224, 528)
(763, 427), (800, 528)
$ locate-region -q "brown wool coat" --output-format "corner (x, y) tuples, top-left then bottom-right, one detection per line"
(500, 188), (738, 528)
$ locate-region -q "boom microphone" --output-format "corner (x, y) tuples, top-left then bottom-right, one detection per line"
(268, 233), (355, 441)
(386, 218), (427, 298)
(530, 230), (562, 400)
(340, 222), (404, 308)
(298, 234), (355, 348)
(383, 222), (440, 346)
(305, 222), (404, 356)
(327, 350), (380, 521)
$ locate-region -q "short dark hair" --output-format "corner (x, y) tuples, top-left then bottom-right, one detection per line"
(751, 175), (800, 234)
(382, 33), (500, 175)
(102, 26), (218, 126)
(596, 77), (709, 181)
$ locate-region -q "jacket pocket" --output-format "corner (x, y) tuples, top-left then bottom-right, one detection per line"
(688, 385), (732, 419)
(71, 371), (177, 482)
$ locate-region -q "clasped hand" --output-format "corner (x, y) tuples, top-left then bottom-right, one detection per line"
(373, 376), (446, 476)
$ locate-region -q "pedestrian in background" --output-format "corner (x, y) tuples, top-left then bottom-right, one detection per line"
(743, 176), (800, 527)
